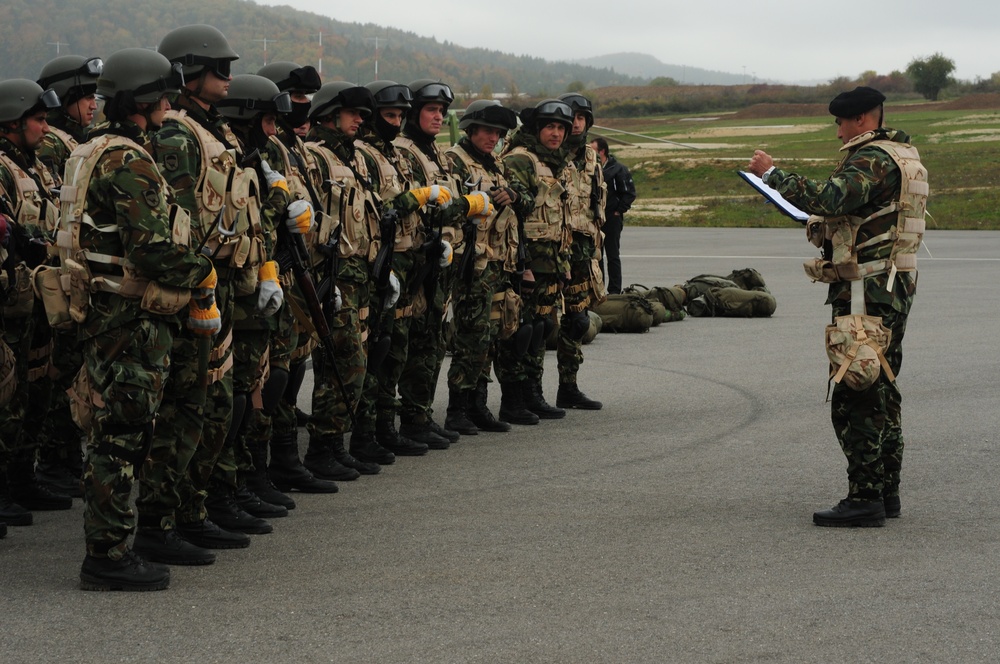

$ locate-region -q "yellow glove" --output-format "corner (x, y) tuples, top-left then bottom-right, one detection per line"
(193, 265), (217, 308)
(257, 260), (284, 316)
(285, 199), (315, 234)
(260, 159), (289, 194)
(411, 184), (452, 208)
(188, 300), (221, 337)
(463, 191), (494, 218)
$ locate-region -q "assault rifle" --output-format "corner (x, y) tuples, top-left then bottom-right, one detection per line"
(367, 205), (398, 373)
(276, 216), (358, 428)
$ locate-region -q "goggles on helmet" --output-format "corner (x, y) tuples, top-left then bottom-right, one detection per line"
(373, 84), (413, 108)
(414, 83), (454, 105)
(38, 57), (104, 89)
(217, 91), (293, 115)
(39, 88), (62, 111)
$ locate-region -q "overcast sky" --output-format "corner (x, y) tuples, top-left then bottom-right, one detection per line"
(258, 0), (999, 83)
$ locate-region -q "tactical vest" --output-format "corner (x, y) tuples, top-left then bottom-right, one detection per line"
(47, 126), (79, 156)
(161, 110), (263, 277)
(804, 136), (927, 290)
(566, 145), (606, 238)
(393, 135), (464, 246)
(505, 146), (573, 245)
(0, 150), (59, 237)
(54, 134), (193, 324)
(355, 140), (422, 252)
(445, 143), (519, 273)
(304, 140), (379, 262)
(267, 134), (317, 205)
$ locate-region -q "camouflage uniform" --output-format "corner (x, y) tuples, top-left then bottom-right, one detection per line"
(153, 94), (263, 527)
(767, 128), (919, 503)
(0, 135), (63, 512)
(496, 129), (574, 389)
(69, 121), (212, 558)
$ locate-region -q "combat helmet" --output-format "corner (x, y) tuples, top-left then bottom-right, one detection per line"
(558, 92), (594, 129)
(309, 82), (375, 121)
(217, 75), (292, 120)
(257, 61), (321, 94)
(97, 48), (181, 104)
(37, 55), (103, 106)
(458, 99), (518, 132)
(519, 98), (573, 133)
(158, 24), (239, 79)
(0, 79), (60, 124)
(408, 79), (454, 110)
(366, 81), (413, 109)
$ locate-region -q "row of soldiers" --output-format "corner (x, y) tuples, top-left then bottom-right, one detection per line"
(0, 24), (608, 591)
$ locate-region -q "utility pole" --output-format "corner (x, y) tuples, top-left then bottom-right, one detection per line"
(363, 36), (387, 81)
(315, 31), (326, 75)
(253, 37), (277, 65)
(47, 40), (70, 55)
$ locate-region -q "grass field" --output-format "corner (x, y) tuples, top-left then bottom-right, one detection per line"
(593, 104), (1000, 229)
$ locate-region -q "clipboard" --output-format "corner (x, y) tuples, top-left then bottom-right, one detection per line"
(738, 171), (809, 224)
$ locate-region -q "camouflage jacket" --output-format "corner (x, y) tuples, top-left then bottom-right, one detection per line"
(355, 128), (425, 250)
(767, 128), (917, 313)
(38, 110), (89, 180)
(394, 127), (469, 240)
(77, 122), (214, 338)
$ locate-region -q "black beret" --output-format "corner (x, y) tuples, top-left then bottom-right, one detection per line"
(828, 86), (886, 118)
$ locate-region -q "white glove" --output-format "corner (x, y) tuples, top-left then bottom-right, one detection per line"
(260, 159), (288, 193)
(384, 270), (400, 310)
(286, 199), (315, 234)
(332, 286), (343, 313)
(438, 240), (453, 268)
(257, 261), (284, 316)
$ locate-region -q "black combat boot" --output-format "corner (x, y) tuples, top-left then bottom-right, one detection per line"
(399, 417), (452, 449)
(330, 434), (381, 475)
(376, 414), (429, 456)
(176, 518), (251, 550)
(132, 528), (216, 566)
(205, 482), (273, 535)
(35, 449), (84, 498)
(884, 494), (901, 519)
(524, 380), (566, 420)
(349, 431), (396, 465)
(244, 439), (296, 510)
(444, 388), (479, 436)
(0, 521), (6, 539)
(556, 383), (603, 410)
(80, 550), (170, 592)
(268, 430), (339, 494)
(498, 381), (540, 426)
(0, 470), (33, 526)
(468, 381), (511, 432)
(812, 498), (886, 527)
(428, 418), (460, 443)
(235, 484), (288, 519)
(304, 435), (362, 481)
(8, 461), (73, 510)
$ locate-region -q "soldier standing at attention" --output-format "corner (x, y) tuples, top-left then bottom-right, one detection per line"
(33, 54), (103, 499)
(555, 93), (605, 411)
(0, 79), (68, 529)
(65, 48), (219, 589)
(442, 100), (527, 434)
(496, 99), (576, 422)
(154, 24), (266, 550)
(748, 86), (925, 527)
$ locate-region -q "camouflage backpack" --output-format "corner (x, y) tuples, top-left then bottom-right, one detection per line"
(682, 272), (776, 318)
(622, 284), (686, 322)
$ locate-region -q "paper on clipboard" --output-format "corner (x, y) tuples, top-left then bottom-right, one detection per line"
(738, 171), (809, 224)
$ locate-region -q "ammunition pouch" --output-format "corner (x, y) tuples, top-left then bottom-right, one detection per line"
(825, 314), (895, 391)
(140, 281), (191, 316)
(491, 288), (521, 341)
(3, 263), (35, 319)
(33, 264), (73, 330)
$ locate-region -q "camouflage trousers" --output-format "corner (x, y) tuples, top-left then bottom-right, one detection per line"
(82, 318), (172, 558)
(36, 326), (85, 471)
(175, 280), (235, 525)
(307, 272), (372, 439)
(557, 234), (601, 386)
(399, 263), (453, 424)
(830, 299), (908, 502)
(376, 251), (417, 421)
(0, 308), (53, 464)
(447, 262), (507, 391)
(496, 245), (561, 386)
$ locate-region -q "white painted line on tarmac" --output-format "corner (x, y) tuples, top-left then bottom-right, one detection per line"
(624, 254), (1000, 261)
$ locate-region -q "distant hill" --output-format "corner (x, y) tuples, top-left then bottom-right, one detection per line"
(0, 0), (646, 98)
(574, 52), (765, 86)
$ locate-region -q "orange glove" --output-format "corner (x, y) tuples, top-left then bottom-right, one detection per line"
(411, 184), (452, 208)
(193, 265), (217, 308)
(463, 191), (494, 218)
(188, 300), (221, 337)
(257, 260), (283, 316)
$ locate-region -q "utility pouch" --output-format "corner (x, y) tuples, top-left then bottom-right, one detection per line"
(497, 288), (521, 340)
(63, 258), (93, 324)
(825, 314), (895, 391)
(3, 263), (35, 319)
(68, 364), (102, 432)
(140, 281), (191, 316)
(32, 265), (73, 330)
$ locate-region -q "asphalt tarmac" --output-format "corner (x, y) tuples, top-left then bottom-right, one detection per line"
(1, 228), (996, 663)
